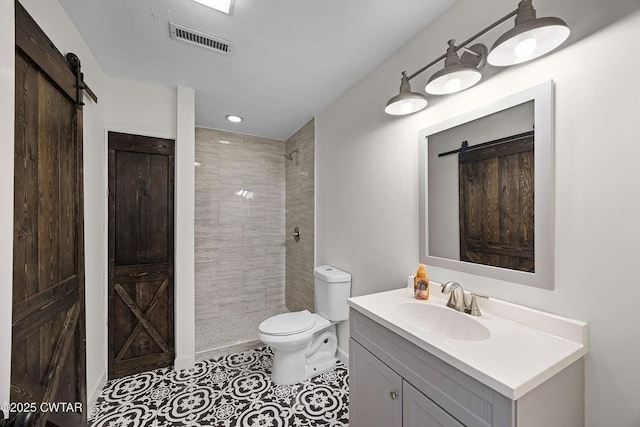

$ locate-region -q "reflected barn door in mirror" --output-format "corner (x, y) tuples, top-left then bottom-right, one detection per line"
(458, 133), (534, 272)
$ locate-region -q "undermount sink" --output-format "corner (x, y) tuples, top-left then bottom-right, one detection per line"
(394, 302), (490, 341)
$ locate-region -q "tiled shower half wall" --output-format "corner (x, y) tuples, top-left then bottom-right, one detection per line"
(285, 119), (315, 312)
(194, 128), (287, 357)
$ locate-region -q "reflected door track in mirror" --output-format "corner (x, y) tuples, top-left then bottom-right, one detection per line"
(437, 130), (534, 158)
(384, 0), (569, 116)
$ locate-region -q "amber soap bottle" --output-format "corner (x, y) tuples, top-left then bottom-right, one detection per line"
(414, 264), (429, 300)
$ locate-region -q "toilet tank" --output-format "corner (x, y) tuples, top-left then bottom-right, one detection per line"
(314, 265), (352, 321)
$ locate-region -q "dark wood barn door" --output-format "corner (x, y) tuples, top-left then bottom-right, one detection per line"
(458, 135), (534, 272)
(11, 3), (88, 426)
(108, 132), (175, 379)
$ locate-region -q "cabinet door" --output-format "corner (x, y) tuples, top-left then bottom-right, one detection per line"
(350, 339), (402, 427)
(403, 381), (465, 427)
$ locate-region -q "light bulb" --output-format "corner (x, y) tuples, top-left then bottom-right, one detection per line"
(400, 101), (413, 114)
(515, 36), (537, 59)
(445, 78), (462, 93)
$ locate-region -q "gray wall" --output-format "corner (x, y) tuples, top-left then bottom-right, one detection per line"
(428, 101), (533, 260)
(194, 128), (286, 327)
(285, 119), (315, 312)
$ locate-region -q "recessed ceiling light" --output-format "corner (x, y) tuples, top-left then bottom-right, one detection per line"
(226, 114), (243, 123)
(190, 0), (233, 15)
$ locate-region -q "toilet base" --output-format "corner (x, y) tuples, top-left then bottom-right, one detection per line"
(269, 324), (338, 385)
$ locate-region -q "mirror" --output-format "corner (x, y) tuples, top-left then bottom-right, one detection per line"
(419, 81), (554, 289)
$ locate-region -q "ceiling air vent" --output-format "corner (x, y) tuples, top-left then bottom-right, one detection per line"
(169, 22), (232, 54)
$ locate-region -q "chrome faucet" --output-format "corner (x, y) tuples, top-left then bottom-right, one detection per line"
(441, 281), (488, 316)
(441, 281), (467, 312)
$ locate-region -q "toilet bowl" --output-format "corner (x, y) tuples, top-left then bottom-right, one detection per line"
(258, 310), (337, 385)
(258, 265), (351, 385)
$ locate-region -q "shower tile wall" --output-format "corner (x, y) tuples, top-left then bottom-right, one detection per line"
(195, 128), (286, 351)
(285, 119), (315, 312)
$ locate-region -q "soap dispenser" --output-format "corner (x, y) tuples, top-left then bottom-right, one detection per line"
(414, 264), (429, 300)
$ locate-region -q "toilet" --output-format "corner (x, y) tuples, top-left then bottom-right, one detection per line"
(258, 265), (351, 385)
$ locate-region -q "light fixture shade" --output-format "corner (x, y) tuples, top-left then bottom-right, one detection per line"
(385, 92), (428, 116)
(425, 40), (486, 95)
(385, 72), (428, 116)
(488, 1), (570, 66)
(426, 64), (482, 95)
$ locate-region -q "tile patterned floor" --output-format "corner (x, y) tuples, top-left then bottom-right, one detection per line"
(89, 347), (349, 427)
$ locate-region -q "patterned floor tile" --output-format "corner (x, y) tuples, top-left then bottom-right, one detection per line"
(89, 347), (349, 427)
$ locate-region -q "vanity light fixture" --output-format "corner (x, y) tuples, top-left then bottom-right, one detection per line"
(385, 0), (569, 116)
(225, 114), (243, 123)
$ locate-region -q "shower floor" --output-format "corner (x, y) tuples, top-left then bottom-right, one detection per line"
(196, 308), (288, 355)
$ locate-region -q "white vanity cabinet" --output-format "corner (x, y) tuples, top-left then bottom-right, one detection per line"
(349, 308), (585, 427)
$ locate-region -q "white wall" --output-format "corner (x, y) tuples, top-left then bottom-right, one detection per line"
(103, 75), (177, 139)
(316, 1), (640, 426)
(0, 0), (15, 418)
(174, 87), (196, 371)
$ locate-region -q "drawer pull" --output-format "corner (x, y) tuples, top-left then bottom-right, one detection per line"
(390, 391), (398, 400)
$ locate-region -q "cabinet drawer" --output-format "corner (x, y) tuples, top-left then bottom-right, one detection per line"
(350, 309), (514, 427)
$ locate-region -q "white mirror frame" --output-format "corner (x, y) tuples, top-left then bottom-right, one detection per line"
(419, 81), (554, 290)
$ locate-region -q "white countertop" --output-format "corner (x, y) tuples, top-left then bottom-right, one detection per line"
(347, 285), (588, 400)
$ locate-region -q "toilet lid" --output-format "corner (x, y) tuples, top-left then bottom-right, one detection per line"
(259, 310), (316, 336)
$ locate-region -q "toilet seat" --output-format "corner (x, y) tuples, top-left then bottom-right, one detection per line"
(259, 310), (316, 336)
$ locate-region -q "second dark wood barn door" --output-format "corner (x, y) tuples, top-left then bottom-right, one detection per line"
(108, 132), (175, 379)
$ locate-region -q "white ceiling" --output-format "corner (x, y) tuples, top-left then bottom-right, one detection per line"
(59, 0), (457, 140)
